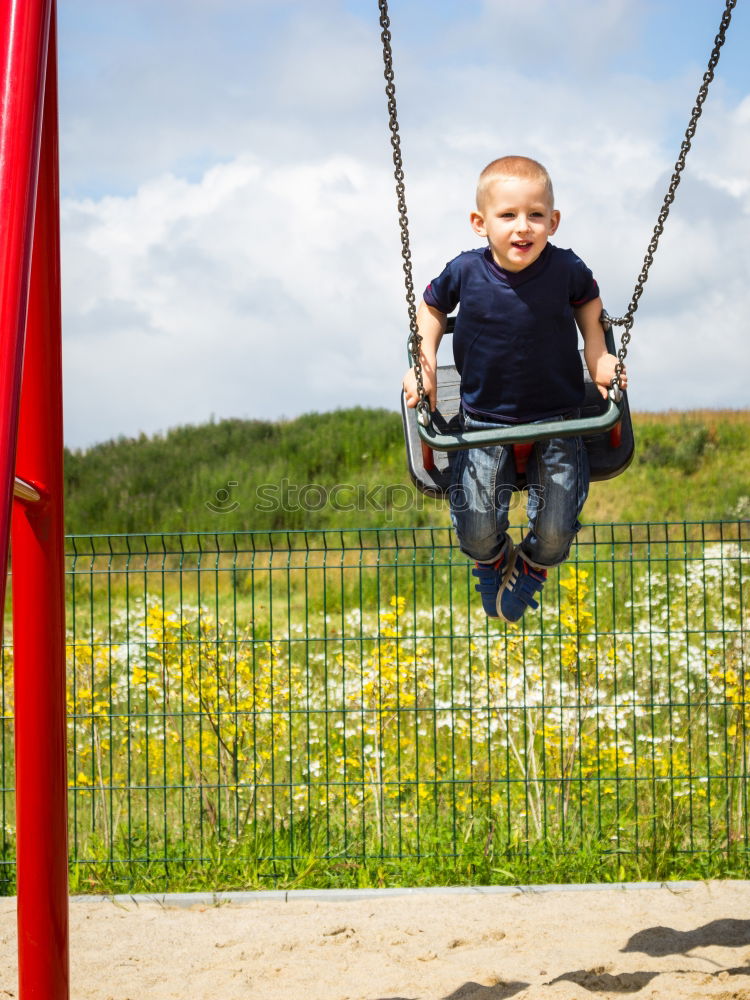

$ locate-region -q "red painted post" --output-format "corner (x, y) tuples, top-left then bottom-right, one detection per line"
(10, 2), (69, 998)
(0, 0), (52, 613)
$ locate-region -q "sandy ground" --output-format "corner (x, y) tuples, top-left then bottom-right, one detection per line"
(1, 882), (750, 999)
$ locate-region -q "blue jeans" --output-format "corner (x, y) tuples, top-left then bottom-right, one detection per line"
(449, 410), (590, 569)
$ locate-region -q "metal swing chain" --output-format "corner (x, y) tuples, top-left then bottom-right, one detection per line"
(378, 0), (430, 425)
(609, 0), (737, 387)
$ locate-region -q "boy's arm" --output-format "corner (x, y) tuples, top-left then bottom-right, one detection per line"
(576, 296), (628, 399)
(402, 300), (447, 410)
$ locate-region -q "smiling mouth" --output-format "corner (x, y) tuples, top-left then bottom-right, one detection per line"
(512, 241), (533, 250)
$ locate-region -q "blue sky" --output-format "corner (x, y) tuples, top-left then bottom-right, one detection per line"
(57, 0), (750, 449)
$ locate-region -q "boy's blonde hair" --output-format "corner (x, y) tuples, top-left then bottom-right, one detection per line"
(476, 156), (555, 209)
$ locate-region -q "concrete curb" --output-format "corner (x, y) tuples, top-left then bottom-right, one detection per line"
(63, 880), (749, 908)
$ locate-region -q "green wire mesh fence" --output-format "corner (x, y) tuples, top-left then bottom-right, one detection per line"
(1, 521), (748, 891)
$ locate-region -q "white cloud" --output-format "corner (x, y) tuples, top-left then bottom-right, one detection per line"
(62, 154), (410, 446)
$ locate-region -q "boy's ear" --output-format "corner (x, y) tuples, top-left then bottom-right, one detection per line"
(470, 211), (487, 237)
(549, 209), (561, 235)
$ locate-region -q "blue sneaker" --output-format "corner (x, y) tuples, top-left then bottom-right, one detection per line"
(471, 543), (512, 618)
(498, 553), (547, 623)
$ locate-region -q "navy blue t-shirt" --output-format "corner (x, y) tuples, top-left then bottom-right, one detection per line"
(423, 244), (599, 422)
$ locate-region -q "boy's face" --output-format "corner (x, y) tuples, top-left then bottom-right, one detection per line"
(470, 176), (560, 272)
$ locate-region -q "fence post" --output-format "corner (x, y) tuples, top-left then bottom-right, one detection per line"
(10, 2), (70, 997)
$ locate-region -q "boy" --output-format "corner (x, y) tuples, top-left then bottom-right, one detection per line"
(403, 156), (626, 623)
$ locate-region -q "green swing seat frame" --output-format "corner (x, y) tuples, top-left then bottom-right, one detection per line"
(401, 314), (634, 498)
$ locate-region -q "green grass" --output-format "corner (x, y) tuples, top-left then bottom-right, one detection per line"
(64, 408), (445, 534)
(35, 829), (750, 897)
(63, 408), (750, 535)
(587, 409), (750, 523)
(4, 526), (747, 897)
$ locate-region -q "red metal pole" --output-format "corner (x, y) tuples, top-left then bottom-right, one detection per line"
(11, 2), (69, 997)
(0, 0), (52, 614)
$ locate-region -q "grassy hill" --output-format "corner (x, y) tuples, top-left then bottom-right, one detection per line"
(63, 408), (750, 535)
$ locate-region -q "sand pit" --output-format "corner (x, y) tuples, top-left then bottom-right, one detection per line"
(1, 882), (750, 999)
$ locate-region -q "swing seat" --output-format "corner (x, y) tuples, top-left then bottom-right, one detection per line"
(401, 317), (634, 497)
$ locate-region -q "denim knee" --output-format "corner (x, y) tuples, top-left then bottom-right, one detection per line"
(520, 435), (589, 568)
(449, 447), (511, 563)
(520, 524), (577, 568)
(451, 514), (509, 563)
